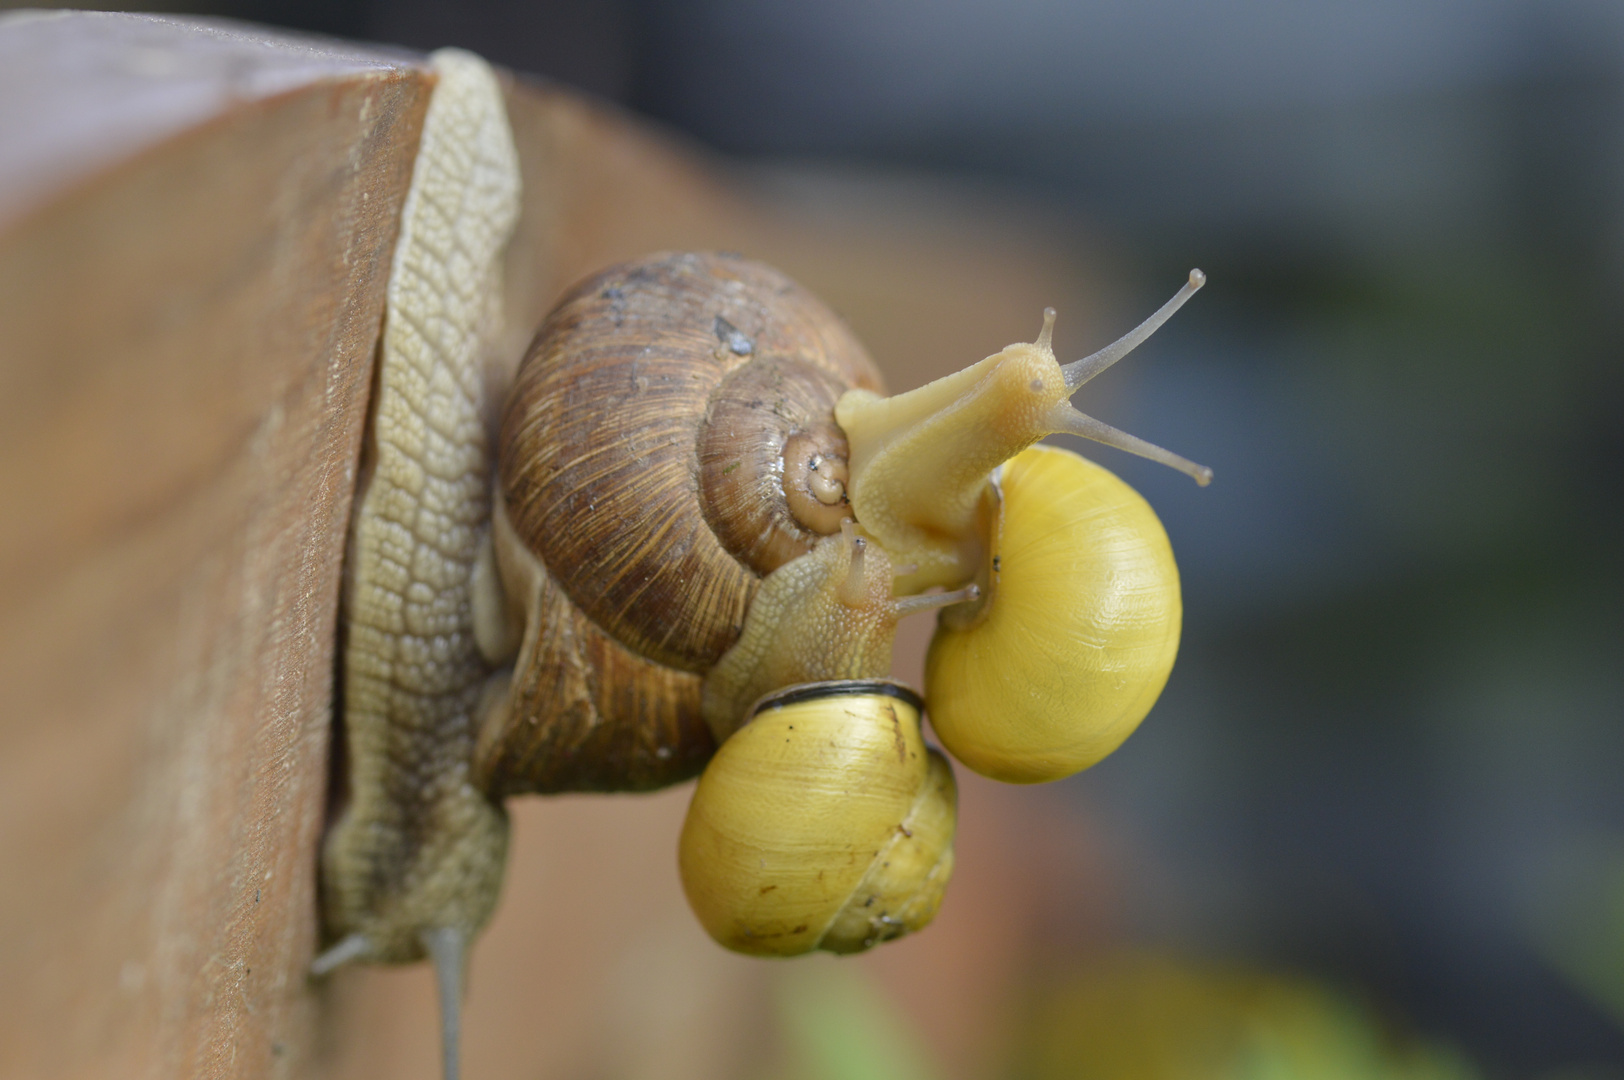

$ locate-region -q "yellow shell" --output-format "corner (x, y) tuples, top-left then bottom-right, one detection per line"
(678, 681), (956, 956)
(925, 445), (1181, 783)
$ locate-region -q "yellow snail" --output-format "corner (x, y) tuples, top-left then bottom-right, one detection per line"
(680, 680), (957, 956)
(926, 444), (1184, 783)
(681, 522), (972, 956)
(314, 48), (1210, 1080)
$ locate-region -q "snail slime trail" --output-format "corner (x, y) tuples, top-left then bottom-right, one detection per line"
(315, 50), (520, 1080)
(316, 50), (1212, 1078)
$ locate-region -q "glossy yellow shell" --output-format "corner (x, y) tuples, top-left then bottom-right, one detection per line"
(678, 682), (956, 956)
(925, 445), (1181, 783)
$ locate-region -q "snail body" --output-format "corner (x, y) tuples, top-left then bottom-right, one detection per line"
(315, 49), (520, 1080)
(318, 48), (517, 968)
(700, 521), (977, 743)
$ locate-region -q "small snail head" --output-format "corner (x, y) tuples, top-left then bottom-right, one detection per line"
(824, 272), (1211, 783)
(701, 521), (977, 742)
(836, 270), (1211, 593)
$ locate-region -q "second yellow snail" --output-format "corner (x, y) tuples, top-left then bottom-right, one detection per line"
(926, 444), (1182, 784)
(829, 275), (1206, 787)
(681, 680), (957, 956)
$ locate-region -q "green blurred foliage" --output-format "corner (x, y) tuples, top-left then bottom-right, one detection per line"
(767, 963), (942, 1080)
(1011, 953), (1481, 1080)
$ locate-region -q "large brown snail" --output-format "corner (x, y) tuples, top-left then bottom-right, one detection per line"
(314, 50), (1209, 1080)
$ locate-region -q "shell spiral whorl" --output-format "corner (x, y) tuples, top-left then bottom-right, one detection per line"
(501, 253), (882, 670)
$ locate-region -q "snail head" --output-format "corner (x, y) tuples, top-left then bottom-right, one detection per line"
(835, 270), (1212, 594)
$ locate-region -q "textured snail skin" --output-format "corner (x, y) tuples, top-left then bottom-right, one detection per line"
(679, 684), (957, 956)
(925, 445), (1181, 784)
(320, 49), (518, 968)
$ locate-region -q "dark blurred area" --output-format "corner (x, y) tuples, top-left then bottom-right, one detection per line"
(29, 1), (1620, 1075)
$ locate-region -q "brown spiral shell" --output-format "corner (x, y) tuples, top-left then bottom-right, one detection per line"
(475, 252), (884, 796)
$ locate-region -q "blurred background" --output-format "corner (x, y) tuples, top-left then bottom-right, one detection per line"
(14, 1), (1622, 1077)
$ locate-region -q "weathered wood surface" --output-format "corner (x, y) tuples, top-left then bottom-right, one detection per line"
(0, 12), (433, 1079)
(0, 12), (1109, 1079)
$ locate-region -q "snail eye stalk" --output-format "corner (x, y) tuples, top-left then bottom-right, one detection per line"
(894, 583), (979, 617)
(1062, 269), (1206, 391)
(422, 927), (466, 1080)
(1050, 406), (1213, 486)
(1054, 269), (1212, 486)
(836, 522), (869, 607)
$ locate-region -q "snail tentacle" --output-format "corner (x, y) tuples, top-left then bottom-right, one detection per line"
(1051, 403), (1213, 486)
(1061, 268), (1207, 390)
(309, 932), (371, 978)
(422, 926), (468, 1080)
(893, 581), (979, 616)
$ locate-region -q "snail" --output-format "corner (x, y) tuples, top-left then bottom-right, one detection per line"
(680, 680), (957, 956)
(925, 444), (1183, 782)
(314, 48), (1210, 1080)
(679, 523), (971, 955)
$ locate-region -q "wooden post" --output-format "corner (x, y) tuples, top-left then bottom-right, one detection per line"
(0, 12), (433, 1077)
